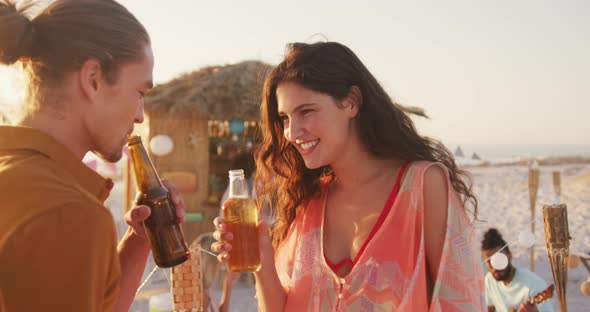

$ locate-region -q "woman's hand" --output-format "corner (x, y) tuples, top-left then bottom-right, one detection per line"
(211, 217), (275, 267)
(211, 217), (234, 263)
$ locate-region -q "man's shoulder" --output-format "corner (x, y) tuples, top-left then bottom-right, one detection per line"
(516, 268), (545, 280)
(515, 268), (548, 287)
(1, 197), (115, 252)
(0, 151), (71, 192)
(0, 150), (102, 205)
(0, 155), (112, 248)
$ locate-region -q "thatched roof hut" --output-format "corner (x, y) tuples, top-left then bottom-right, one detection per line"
(145, 60), (272, 120)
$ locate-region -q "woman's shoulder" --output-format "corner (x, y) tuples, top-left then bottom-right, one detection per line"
(404, 160), (450, 183)
(408, 160), (449, 171)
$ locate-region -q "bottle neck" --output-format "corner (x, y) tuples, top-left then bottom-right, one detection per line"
(128, 139), (163, 193)
(228, 175), (249, 198)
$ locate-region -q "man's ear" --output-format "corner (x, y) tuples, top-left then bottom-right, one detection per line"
(79, 59), (103, 101)
(343, 85), (362, 118)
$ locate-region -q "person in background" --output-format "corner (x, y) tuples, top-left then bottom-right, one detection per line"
(482, 228), (554, 312)
(0, 1), (185, 311)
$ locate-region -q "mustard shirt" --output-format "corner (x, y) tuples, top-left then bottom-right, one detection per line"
(0, 126), (120, 311)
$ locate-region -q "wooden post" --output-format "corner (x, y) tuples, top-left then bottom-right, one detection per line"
(542, 204), (570, 312)
(528, 167), (540, 272)
(553, 171), (561, 203)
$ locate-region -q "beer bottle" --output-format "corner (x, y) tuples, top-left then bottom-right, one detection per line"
(127, 135), (189, 268)
(222, 169), (261, 272)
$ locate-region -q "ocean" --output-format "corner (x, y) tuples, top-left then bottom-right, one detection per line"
(447, 144), (590, 162)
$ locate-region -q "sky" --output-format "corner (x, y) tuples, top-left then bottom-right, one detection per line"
(1, 0), (588, 145)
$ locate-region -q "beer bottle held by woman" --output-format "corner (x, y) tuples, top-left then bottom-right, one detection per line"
(222, 169), (261, 272)
(127, 135), (189, 268)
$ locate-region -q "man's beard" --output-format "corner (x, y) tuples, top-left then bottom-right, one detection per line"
(493, 265), (515, 282)
(94, 148), (123, 163)
(94, 136), (127, 163)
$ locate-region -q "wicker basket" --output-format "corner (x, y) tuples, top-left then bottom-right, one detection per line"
(170, 246), (203, 312)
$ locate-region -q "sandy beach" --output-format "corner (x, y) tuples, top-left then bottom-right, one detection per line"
(469, 162), (590, 311)
(126, 161), (590, 311)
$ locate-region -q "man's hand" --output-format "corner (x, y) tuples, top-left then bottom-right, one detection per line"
(517, 300), (539, 312)
(124, 180), (186, 241)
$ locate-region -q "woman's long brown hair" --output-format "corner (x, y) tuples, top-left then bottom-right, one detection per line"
(255, 42), (477, 249)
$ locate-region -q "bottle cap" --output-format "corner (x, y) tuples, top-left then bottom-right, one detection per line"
(229, 169), (245, 179)
(127, 135), (142, 145)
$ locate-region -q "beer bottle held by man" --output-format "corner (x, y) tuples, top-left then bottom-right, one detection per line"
(127, 135), (189, 268)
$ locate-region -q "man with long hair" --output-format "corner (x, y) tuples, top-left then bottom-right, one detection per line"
(0, 1), (185, 311)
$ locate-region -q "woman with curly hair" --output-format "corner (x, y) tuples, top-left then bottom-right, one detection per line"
(213, 41), (484, 311)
